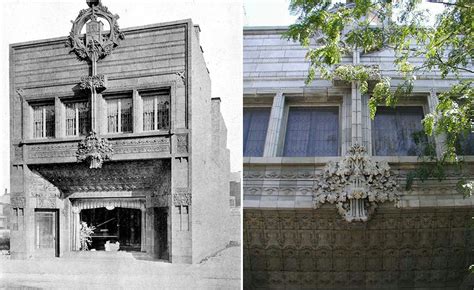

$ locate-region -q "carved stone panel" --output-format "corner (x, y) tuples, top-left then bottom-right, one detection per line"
(173, 188), (191, 206)
(28, 143), (77, 160)
(175, 134), (188, 154)
(113, 137), (171, 155)
(11, 196), (26, 208)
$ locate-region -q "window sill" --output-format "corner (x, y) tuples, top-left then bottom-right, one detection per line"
(21, 130), (172, 145)
(244, 155), (474, 165)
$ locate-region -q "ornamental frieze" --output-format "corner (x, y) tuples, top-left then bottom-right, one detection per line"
(314, 144), (400, 222)
(113, 137), (171, 154)
(30, 160), (169, 194)
(26, 137), (171, 162)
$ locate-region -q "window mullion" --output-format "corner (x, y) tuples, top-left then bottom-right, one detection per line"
(42, 107), (46, 138)
(154, 96), (158, 131)
(118, 99), (122, 133)
(75, 106), (79, 136)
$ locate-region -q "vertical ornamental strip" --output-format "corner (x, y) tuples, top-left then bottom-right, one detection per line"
(66, 0), (124, 168)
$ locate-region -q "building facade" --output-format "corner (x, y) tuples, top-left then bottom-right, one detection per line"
(9, 2), (231, 263)
(243, 27), (474, 289)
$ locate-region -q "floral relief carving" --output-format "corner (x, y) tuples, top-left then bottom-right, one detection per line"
(76, 131), (113, 169)
(314, 144), (400, 222)
(80, 74), (107, 91)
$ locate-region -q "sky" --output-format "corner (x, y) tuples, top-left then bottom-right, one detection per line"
(0, 0), (242, 193)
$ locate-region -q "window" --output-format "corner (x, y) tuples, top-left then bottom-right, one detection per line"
(106, 97), (133, 133)
(243, 108), (271, 157)
(142, 92), (170, 131)
(65, 101), (90, 136)
(373, 106), (425, 156)
(457, 131), (474, 155)
(32, 104), (55, 138)
(283, 107), (339, 157)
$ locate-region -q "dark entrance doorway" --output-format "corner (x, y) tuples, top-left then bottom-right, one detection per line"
(35, 209), (59, 257)
(81, 207), (141, 251)
(154, 207), (169, 260)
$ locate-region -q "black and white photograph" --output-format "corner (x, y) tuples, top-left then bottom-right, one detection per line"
(0, 0), (242, 288)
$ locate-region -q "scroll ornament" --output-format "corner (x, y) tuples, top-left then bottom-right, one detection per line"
(65, 0), (124, 62)
(314, 144), (400, 222)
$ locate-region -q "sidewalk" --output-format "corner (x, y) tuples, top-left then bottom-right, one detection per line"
(0, 245), (241, 289)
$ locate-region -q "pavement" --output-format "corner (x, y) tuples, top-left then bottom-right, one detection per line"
(0, 245), (241, 289)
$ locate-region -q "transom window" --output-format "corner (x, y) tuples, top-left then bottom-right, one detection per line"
(283, 107), (339, 157)
(65, 101), (90, 136)
(243, 108), (271, 157)
(32, 104), (55, 138)
(373, 106), (425, 156)
(142, 92), (170, 131)
(106, 97), (132, 133)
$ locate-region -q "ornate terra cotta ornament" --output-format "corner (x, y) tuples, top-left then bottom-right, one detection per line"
(314, 144), (400, 222)
(77, 131), (113, 169)
(65, 0), (124, 62)
(80, 74), (107, 91)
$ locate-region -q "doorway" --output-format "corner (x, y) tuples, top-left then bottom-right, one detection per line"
(81, 207), (141, 251)
(35, 209), (59, 257)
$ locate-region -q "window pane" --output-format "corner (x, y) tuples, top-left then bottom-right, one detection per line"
(458, 131), (474, 155)
(33, 106), (44, 138)
(32, 104), (54, 138)
(142, 93), (170, 131)
(283, 107), (339, 156)
(121, 98), (133, 133)
(373, 106), (425, 156)
(66, 102), (89, 136)
(143, 97), (155, 131)
(45, 106), (55, 138)
(107, 99), (119, 133)
(243, 108), (270, 157)
(77, 102), (90, 136)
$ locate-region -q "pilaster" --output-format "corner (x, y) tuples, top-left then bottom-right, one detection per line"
(133, 90), (143, 133)
(55, 97), (65, 138)
(428, 89), (445, 158)
(263, 92), (285, 157)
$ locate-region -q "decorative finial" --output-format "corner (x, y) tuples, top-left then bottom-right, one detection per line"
(86, 0), (101, 8)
